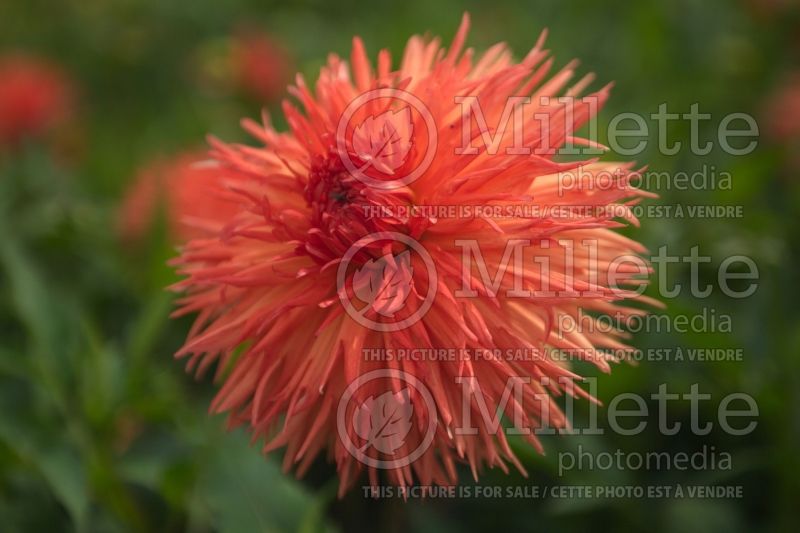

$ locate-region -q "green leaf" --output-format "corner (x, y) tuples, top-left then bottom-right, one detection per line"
(0, 417), (89, 531)
(187, 429), (327, 533)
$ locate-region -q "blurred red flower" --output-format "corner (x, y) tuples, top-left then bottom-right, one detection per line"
(230, 31), (292, 102)
(763, 72), (800, 140)
(744, 0), (799, 19)
(118, 151), (240, 243)
(0, 53), (74, 146)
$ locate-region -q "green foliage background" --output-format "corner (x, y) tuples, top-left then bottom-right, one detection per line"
(0, 0), (798, 531)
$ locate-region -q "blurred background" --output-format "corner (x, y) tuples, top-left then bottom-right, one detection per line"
(0, 0), (798, 531)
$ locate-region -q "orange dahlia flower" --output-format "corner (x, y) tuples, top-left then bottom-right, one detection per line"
(118, 151), (241, 243)
(171, 14), (655, 495)
(0, 53), (73, 146)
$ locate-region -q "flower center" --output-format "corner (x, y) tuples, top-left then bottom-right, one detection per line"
(305, 154), (360, 227)
(302, 153), (419, 264)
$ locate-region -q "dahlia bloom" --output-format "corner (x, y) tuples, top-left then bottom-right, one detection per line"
(119, 151), (240, 243)
(171, 14), (654, 495)
(0, 53), (73, 146)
